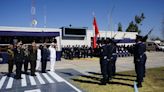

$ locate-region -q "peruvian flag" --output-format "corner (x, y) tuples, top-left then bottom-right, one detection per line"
(93, 17), (99, 48)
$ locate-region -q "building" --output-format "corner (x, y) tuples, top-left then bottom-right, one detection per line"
(0, 26), (137, 63)
(0, 26), (137, 48)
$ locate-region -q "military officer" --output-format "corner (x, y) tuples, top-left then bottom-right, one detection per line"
(41, 43), (49, 73)
(14, 42), (24, 79)
(7, 44), (14, 77)
(29, 42), (37, 76)
(22, 44), (30, 75)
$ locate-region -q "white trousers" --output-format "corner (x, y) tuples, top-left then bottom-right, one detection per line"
(50, 58), (56, 71)
(36, 59), (41, 70)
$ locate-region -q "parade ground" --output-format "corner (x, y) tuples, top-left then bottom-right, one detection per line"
(0, 51), (164, 92)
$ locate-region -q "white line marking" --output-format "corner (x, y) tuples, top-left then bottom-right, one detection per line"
(48, 72), (81, 92)
(6, 77), (14, 89)
(134, 81), (139, 92)
(29, 76), (36, 85)
(35, 72), (45, 84)
(42, 73), (54, 83)
(0, 76), (7, 89)
(48, 71), (64, 82)
(21, 74), (27, 87)
(24, 89), (41, 92)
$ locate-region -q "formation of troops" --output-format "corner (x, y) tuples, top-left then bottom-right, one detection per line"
(61, 44), (133, 60)
(62, 45), (93, 59)
(98, 35), (147, 88)
(7, 41), (57, 79)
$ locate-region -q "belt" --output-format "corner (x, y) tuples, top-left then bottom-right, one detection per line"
(112, 53), (117, 55)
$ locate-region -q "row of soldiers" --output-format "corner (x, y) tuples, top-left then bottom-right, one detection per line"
(99, 35), (147, 88)
(62, 45), (93, 59)
(7, 41), (56, 79)
(61, 43), (135, 60)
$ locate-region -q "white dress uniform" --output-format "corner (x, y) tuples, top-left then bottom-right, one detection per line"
(36, 48), (41, 70)
(49, 45), (56, 71)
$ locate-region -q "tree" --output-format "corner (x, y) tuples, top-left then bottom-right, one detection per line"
(126, 21), (136, 32)
(117, 22), (123, 32)
(126, 13), (145, 33)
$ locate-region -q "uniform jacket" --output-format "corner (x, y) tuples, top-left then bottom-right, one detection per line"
(49, 46), (56, 59)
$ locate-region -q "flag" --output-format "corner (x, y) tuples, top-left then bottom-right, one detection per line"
(93, 17), (99, 48)
(93, 17), (99, 35)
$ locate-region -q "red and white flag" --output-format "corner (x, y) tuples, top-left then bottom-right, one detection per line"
(93, 17), (99, 48)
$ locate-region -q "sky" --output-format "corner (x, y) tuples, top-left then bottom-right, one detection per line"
(0, 0), (164, 39)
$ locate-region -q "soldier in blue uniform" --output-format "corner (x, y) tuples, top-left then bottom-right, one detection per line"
(100, 39), (113, 85)
(128, 35), (147, 87)
(109, 38), (117, 76)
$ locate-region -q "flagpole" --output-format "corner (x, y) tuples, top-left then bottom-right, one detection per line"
(109, 5), (115, 38)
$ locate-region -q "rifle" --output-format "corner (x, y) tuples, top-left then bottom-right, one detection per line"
(142, 28), (153, 42)
(112, 33), (117, 39)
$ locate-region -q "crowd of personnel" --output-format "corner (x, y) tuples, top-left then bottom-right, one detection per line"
(6, 40), (57, 79)
(97, 35), (147, 88)
(62, 45), (93, 59)
(61, 44), (134, 60)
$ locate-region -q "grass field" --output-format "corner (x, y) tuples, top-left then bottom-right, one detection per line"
(71, 67), (164, 92)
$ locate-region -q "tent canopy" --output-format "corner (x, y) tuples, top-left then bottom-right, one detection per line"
(0, 31), (60, 37)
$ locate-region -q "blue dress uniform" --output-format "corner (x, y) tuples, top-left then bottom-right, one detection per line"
(129, 35), (147, 88)
(111, 43), (117, 76)
(100, 41), (113, 85)
(134, 41), (147, 87)
(41, 45), (49, 73)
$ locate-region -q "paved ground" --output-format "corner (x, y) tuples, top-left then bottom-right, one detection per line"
(0, 51), (163, 92)
(55, 51), (164, 75)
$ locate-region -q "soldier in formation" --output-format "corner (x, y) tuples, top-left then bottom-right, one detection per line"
(127, 35), (147, 87)
(99, 38), (117, 85)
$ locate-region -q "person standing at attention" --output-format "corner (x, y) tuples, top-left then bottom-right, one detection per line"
(49, 43), (56, 72)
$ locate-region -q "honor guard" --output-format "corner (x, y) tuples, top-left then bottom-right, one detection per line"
(100, 39), (113, 85)
(110, 39), (118, 76)
(128, 35), (147, 87)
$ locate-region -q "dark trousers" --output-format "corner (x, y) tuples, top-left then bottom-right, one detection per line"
(135, 61), (144, 83)
(15, 62), (22, 78)
(143, 54), (147, 77)
(101, 59), (112, 80)
(30, 60), (36, 75)
(8, 60), (14, 74)
(112, 55), (117, 76)
(41, 60), (47, 72)
(24, 58), (29, 73)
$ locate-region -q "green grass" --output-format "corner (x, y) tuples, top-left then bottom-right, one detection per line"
(71, 67), (164, 92)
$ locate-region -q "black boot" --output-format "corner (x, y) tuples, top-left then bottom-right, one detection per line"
(137, 82), (142, 88)
(100, 78), (107, 85)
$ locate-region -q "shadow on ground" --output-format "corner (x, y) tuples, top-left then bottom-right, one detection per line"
(72, 71), (134, 87)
